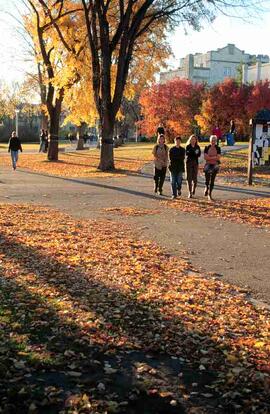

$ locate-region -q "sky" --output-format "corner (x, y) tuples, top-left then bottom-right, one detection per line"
(1, 1), (270, 83)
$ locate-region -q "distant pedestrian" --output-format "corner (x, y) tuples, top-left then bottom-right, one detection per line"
(8, 131), (22, 170)
(229, 120), (236, 135)
(152, 134), (168, 195)
(44, 130), (49, 152)
(212, 124), (222, 146)
(156, 125), (165, 137)
(204, 135), (221, 201)
(39, 129), (46, 152)
(169, 136), (185, 199)
(186, 134), (201, 198)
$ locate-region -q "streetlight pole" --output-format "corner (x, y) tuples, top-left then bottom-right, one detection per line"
(15, 109), (20, 136)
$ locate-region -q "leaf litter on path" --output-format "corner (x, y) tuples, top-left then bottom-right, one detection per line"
(162, 197), (270, 228)
(0, 204), (269, 413)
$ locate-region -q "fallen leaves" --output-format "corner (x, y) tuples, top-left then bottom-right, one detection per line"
(162, 197), (270, 228)
(0, 204), (269, 413)
(102, 207), (160, 216)
(218, 150), (270, 186)
(0, 151), (148, 178)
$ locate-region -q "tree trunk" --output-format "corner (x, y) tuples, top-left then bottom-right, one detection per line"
(76, 123), (86, 150)
(98, 113), (115, 170)
(47, 90), (64, 161)
(47, 109), (60, 161)
(41, 114), (49, 130)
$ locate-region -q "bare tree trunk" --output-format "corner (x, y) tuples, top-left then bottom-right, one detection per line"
(47, 111), (60, 161)
(41, 114), (49, 130)
(98, 112), (115, 170)
(76, 122), (86, 150)
(47, 89), (64, 161)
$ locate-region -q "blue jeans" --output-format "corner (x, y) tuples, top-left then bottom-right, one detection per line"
(170, 171), (183, 196)
(11, 150), (19, 169)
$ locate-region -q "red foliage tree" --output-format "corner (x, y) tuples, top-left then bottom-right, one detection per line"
(246, 80), (270, 118)
(195, 79), (251, 137)
(139, 78), (205, 141)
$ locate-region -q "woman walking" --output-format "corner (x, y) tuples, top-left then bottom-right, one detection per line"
(169, 136), (185, 199)
(152, 134), (168, 195)
(185, 134), (201, 198)
(8, 131), (23, 170)
(204, 135), (221, 201)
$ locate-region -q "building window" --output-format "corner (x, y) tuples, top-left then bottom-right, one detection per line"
(224, 67), (231, 76)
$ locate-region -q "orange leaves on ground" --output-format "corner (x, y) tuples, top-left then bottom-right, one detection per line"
(0, 151), (146, 177)
(0, 204), (269, 412)
(102, 207), (161, 216)
(219, 150), (270, 185)
(162, 197), (270, 228)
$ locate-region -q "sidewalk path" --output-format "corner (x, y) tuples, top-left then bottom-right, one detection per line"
(0, 165), (269, 304)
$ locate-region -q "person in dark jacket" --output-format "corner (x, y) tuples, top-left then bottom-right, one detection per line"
(185, 134), (201, 198)
(39, 129), (46, 152)
(204, 135), (221, 201)
(8, 131), (23, 170)
(169, 136), (185, 199)
(156, 125), (165, 137)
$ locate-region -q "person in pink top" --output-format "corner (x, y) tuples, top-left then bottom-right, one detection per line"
(212, 125), (222, 145)
(204, 135), (221, 201)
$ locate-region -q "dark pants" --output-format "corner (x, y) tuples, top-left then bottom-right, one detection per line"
(204, 164), (219, 192)
(154, 167), (167, 192)
(186, 161), (198, 193)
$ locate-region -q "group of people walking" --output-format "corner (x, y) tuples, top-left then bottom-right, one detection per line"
(152, 133), (221, 201)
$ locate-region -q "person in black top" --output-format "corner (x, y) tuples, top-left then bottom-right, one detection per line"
(39, 129), (46, 152)
(156, 125), (165, 137)
(229, 120), (236, 134)
(169, 136), (185, 199)
(185, 134), (201, 198)
(8, 131), (23, 170)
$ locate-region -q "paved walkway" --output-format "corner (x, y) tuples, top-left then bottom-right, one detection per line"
(0, 164), (269, 304)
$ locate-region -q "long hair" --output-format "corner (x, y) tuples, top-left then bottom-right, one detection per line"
(186, 134), (198, 146)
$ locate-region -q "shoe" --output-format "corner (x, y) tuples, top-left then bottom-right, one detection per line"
(171, 195), (177, 199)
(208, 194), (213, 201)
(158, 190), (163, 196)
(204, 186), (208, 196)
(192, 185), (196, 195)
(188, 193), (192, 199)
(177, 189), (181, 196)
(154, 188), (158, 194)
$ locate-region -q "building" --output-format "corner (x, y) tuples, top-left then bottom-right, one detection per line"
(160, 44), (269, 85)
(242, 61), (270, 83)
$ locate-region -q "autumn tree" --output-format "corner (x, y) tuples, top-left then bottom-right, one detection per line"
(29, 0), (259, 170)
(246, 80), (270, 119)
(25, 0), (86, 160)
(195, 79), (251, 137)
(139, 78), (205, 140)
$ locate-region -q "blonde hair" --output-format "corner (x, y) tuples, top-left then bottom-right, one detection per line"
(210, 135), (217, 143)
(186, 134), (198, 146)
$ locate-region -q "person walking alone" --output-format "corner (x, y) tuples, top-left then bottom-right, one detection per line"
(8, 131), (23, 170)
(204, 135), (221, 201)
(39, 129), (47, 152)
(152, 134), (168, 195)
(169, 136), (185, 199)
(186, 134), (201, 198)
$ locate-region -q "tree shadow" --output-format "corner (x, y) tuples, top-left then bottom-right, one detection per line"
(0, 231), (240, 413)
